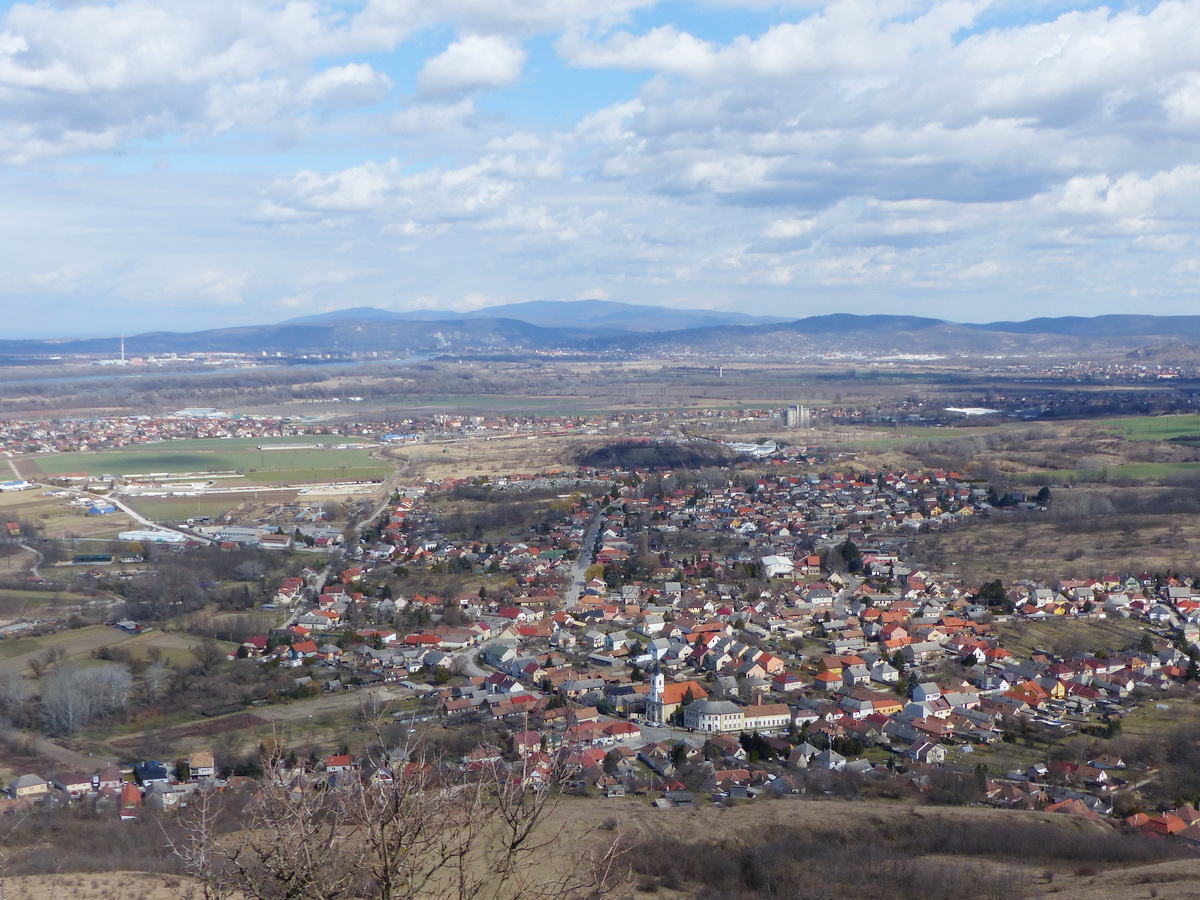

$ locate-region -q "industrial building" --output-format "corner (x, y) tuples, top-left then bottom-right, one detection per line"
(118, 529), (187, 544)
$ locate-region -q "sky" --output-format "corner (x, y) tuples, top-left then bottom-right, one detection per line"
(1, 0), (1199, 338)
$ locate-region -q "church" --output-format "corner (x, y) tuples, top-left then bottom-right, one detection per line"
(645, 665), (710, 726)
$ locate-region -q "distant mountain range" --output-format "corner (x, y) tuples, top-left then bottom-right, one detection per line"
(6, 303), (1200, 360)
(281, 300), (789, 332)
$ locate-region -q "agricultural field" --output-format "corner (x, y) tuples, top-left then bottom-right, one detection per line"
(39, 508), (137, 542)
(0, 587), (94, 619)
(119, 496), (237, 523)
(0, 624), (137, 670)
(120, 628), (240, 667)
(1108, 414), (1200, 443)
(0, 489), (65, 516)
(0, 623), (238, 674)
(994, 617), (1147, 660)
(382, 433), (591, 482)
(916, 507), (1200, 583)
(16, 436), (392, 485)
(0, 490), (134, 541)
(1092, 461), (1200, 480)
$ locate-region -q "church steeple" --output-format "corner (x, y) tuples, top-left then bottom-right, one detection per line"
(650, 661), (664, 704)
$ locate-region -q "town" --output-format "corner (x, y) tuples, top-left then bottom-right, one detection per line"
(1, 385), (1200, 899)
(3, 448), (1200, 855)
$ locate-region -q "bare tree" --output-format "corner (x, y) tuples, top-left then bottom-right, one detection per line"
(192, 640), (228, 675)
(163, 787), (238, 900)
(89, 663), (134, 711)
(26, 648), (57, 679)
(141, 663), (170, 704)
(39, 662), (132, 734)
(0, 671), (30, 723)
(170, 723), (627, 900)
(39, 667), (92, 735)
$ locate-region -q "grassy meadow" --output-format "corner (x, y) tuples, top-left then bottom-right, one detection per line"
(19, 436), (390, 484)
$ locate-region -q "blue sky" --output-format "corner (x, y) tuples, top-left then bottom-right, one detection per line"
(0, 0), (1198, 338)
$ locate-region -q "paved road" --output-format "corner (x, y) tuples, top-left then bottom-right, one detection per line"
(461, 648), (488, 678)
(563, 508), (605, 606)
(627, 722), (707, 750)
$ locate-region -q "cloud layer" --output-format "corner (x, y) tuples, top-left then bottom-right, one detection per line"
(1, 0), (1198, 336)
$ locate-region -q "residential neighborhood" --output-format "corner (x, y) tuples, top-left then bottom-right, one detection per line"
(4, 426), (1200, 887)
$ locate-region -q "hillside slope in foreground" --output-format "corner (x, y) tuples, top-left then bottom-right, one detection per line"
(3, 798), (1200, 899)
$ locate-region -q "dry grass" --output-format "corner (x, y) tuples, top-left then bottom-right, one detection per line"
(1037, 858), (1200, 900)
(916, 509), (1200, 582)
(0, 624), (134, 669)
(576, 797), (1200, 900)
(1, 797), (1197, 899)
(383, 434), (588, 482)
(995, 618), (1147, 659)
(0, 872), (183, 900)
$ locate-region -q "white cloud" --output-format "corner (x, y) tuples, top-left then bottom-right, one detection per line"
(558, 25), (716, 76)
(1043, 167), (1200, 224)
(355, 0), (653, 40)
(390, 99), (477, 135)
(418, 34), (527, 97)
(301, 64), (392, 110)
(274, 160), (401, 214)
(0, 1), (397, 160)
(7, 0), (1200, 333)
(165, 268), (249, 306)
(560, 0), (984, 79)
(764, 217), (816, 238)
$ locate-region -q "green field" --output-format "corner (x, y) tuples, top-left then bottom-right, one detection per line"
(1108, 414), (1200, 442)
(22, 436), (391, 484)
(823, 424), (1020, 450)
(123, 496), (242, 523)
(1016, 461), (1200, 483)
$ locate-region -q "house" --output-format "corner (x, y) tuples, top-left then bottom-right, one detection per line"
(119, 782), (142, 821)
(511, 730), (542, 758)
(8, 774), (48, 800)
(813, 670), (843, 693)
(742, 702), (792, 732)
(242, 636), (268, 657)
(188, 751), (216, 780)
(144, 780), (187, 812)
(325, 755), (356, 774)
(811, 749), (847, 771)
(772, 671), (805, 693)
(761, 555), (795, 579)
(134, 761), (170, 786)
(662, 790), (695, 808)
(907, 741), (946, 765)
(95, 765), (123, 793)
(53, 771), (94, 798)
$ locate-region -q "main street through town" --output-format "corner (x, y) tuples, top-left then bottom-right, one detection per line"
(564, 506), (605, 607)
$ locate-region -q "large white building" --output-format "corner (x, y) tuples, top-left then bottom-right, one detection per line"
(119, 529), (186, 544)
(682, 700), (793, 734)
(761, 555), (795, 579)
(683, 700), (744, 733)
